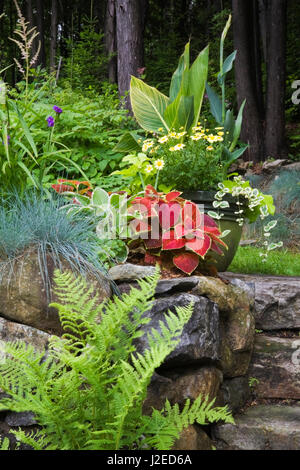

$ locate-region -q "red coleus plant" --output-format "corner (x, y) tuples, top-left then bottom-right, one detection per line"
(128, 185), (227, 275)
(51, 179), (93, 197)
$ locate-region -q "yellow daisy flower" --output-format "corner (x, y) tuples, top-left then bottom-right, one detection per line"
(158, 136), (169, 144)
(206, 146), (214, 151)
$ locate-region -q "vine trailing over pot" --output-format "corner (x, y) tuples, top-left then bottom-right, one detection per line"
(208, 175), (282, 261)
(128, 185), (228, 275)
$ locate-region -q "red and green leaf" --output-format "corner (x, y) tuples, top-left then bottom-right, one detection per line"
(173, 252), (199, 275)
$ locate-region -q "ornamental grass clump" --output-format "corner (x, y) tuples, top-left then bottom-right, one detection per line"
(0, 191), (109, 299)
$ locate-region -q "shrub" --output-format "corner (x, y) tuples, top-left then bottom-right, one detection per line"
(0, 269), (233, 450)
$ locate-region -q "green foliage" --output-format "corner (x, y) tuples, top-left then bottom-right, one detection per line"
(61, 17), (108, 92)
(129, 42), (209, 136)
(0, 269), (233, 450)
(205, 15), (247, 165)
(229, 246), (300, 277)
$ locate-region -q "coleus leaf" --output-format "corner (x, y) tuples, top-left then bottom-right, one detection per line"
(145, 252), (161, 265)
(165, 191), (182, 202)
(182, 201), (203, 227)
(173, 252), (199, 275)
(162, 230), (186, 250)
(144, 237), (162, 250)
(203, 213), (218, 228)
(211, 241), (224, 256)
(159, 202), (181, 229)
(186, 233), (211, 258)
(51, 184), (74, 193)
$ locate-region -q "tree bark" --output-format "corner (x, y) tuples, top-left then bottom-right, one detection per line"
(264, 0), (287, 158)
(26, 0), (37, 64)
(50, 0), (58, 73)
(105, 0), (117, 84)
(115, 0), (145, 111)
(35, 0), (46, 68)
(232, 0), (265, 163)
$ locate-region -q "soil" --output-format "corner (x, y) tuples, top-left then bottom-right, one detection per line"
(127, 252), (227, 281)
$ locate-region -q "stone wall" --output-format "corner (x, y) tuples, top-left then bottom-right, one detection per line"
(0, 263), (256, 450)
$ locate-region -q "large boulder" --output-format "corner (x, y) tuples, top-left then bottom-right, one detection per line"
(222, 273), (300, 330)
(193, 277), (255, 378)
(248, 334), (300, 399)
(172, 425), (213, 450)
(134, 293), (220, 368)
(0, 251), (111, 334)
(143, 367), (223, 414)
(213, 405), (300, 450)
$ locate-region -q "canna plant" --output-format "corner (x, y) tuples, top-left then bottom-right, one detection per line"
(205, 15), (248, 168)
(115, 42), (209, 154)
(128, 185), (227, 275)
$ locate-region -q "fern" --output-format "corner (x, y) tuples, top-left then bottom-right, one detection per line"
(0, 268), (233, 450)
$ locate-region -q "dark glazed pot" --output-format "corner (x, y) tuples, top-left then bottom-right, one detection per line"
(182, 190), (245, 272)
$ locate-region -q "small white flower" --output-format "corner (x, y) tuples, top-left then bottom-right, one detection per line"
(154, 159), (165, 171)
(145, 165), (153, 173)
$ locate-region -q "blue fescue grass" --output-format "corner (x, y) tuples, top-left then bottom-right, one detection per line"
(0, 191), (110, 300)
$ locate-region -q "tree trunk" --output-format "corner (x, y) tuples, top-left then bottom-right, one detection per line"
(105, 0), (117, 84)
(35, 0), (46, 68)
(50, 0), (58, 73)
(232, 0), (265, 163)
(26, 0), (38, 65)
(115, 0), (145, 111)
(264, 0), (287, 158)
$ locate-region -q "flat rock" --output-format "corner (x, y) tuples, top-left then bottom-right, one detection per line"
(108, 263), (156, 282)
(155, 277), (200, 295)
(134, 294), (220, 368)
(118, 277), (200, 297)
(5, 411), (36, 427)
(248, 334), (300, 399)
(223, 273), (300, 330)
(213, 405), (300, 450)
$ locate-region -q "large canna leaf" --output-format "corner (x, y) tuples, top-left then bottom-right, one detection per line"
(113, 131), (142, 154)
(205, 83), (222, 124)
(224, 109), (235, 142)
(130, 76), (170, 133)
(164, 95), (194, 132)
(222, 50), (237, 75)
(229, 99), (246, 151)
(169, 43), (190, 102)
(188, 45), (209, 127)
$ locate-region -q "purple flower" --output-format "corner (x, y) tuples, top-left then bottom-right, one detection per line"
(53, 105), (63, 114)
(2, 135), (10, 145)
(47, 116), (55, 127)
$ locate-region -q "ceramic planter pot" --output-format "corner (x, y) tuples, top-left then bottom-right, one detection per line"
(182, 190), (245, 272)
